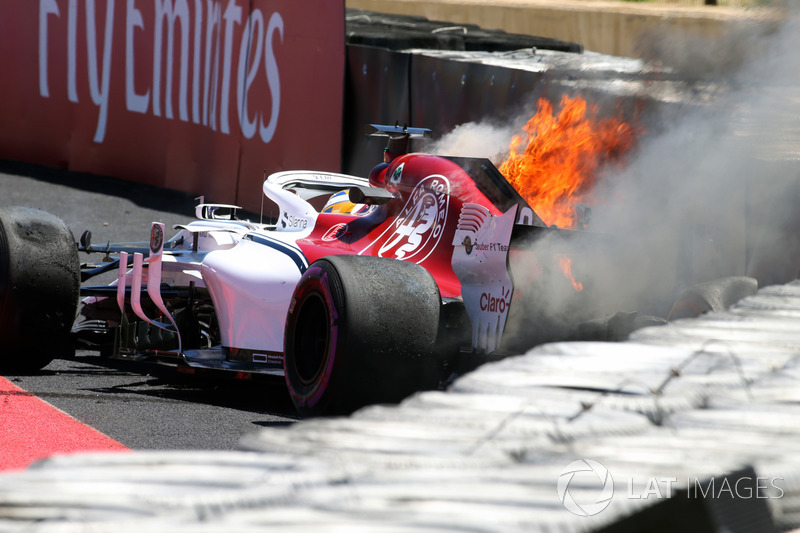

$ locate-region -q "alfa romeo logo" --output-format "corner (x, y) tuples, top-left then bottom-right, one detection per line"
(150, 223), (164, 254)
(361, 175), (449, 264)
(390, 162), (405, 184)
(321, 223), (349, 243)
(557, 459), (614, 516)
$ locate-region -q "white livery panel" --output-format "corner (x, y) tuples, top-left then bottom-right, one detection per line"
(200, 234), (308, 353)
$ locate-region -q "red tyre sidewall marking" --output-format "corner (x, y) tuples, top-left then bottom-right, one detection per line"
(286, 266), (339, 409)
(0, 377), (129, 471)
(307, 270), (339, 408)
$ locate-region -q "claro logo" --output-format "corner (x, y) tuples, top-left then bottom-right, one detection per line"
(38, 0), (282, 143)
(480, 286), (510, 313)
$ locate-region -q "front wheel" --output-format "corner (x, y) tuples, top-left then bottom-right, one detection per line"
(284, 255), (441, 417)
(0, 207), (80, 372)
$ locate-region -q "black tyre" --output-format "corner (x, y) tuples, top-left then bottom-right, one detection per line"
(0, 207), (80, 372)
(668, 276), (757, 321)
(284, 255), (441, 417)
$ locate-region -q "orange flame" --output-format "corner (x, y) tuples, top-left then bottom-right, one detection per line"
(499, 95), (638, 229)
(556, 254), (583, 292)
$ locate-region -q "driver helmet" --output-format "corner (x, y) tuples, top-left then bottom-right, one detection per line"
(322, 190), (375, 216)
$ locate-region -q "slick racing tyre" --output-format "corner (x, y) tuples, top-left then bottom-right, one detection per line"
(284, 255), (441, 417)
(0, 207), (80, 372)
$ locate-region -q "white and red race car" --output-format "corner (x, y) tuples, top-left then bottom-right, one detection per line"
(0, 125), (640, 416)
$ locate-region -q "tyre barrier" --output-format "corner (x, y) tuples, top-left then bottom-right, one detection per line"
(6, 281), (800, 530)
(733, 281), (800, 312)
(294, 475), (587, 532)
(542, 428), (791, 531)
(448, 341), (759, 425)
(0, 452), (348, 524)
(665, 406), (800, 532)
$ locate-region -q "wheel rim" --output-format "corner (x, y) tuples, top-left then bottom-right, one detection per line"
(292, 291), (330, 386)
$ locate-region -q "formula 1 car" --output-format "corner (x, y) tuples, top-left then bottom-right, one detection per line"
(0, 125), (757, 416)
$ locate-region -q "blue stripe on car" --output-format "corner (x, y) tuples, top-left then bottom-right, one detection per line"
(246, 234), (309, 273)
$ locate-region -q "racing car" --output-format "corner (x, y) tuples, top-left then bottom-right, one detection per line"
(0, 124), (757, 416)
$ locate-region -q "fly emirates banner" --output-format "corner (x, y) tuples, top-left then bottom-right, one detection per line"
(0, 0), (345, 211)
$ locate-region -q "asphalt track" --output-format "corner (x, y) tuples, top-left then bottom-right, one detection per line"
(0, 161), (299, 470)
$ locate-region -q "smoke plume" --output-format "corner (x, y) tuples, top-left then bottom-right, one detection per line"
(426, 120), (519, 161)
(434, 6), (800, 347)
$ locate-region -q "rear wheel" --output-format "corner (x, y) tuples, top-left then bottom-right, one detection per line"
(0, 207), (80, 372)
(284, 255), (441, 417)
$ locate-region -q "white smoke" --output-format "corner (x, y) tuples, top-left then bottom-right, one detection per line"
(424, 120), (518, 162)
(563, 6), (799, 339)
(590, 5), (799, 286)
(436, 7), (800, 347)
